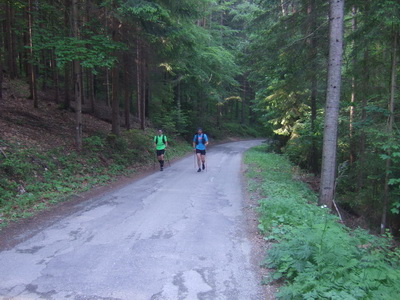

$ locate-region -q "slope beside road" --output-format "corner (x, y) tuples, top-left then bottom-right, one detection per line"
(0, 140), (271, 300)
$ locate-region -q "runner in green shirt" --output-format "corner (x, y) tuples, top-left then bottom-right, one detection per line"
(154, 129), (168, 171)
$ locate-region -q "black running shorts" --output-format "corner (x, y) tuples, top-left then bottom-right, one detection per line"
(156, 149), (165, 156)
(196, 149), (206, 155)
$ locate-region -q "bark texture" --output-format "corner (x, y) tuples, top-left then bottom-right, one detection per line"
(318, 0), (345, 208)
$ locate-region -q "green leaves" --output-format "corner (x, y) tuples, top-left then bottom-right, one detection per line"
(120, 0), (170, 22)
(45, 35), (122, 70)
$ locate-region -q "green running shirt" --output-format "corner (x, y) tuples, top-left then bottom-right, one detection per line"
(154, 135), (167, 150)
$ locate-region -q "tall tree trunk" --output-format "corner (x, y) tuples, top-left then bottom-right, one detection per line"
(28, 0), (38, 108)
(111, 13), (120, 136)
(41, 50), (47, 91)
(64, 0), (71, 109)
(124, 53), (131, 130)
(72, 0), (82, 151)
(0, 15), (3, 101)
(51, 49), (60, 104)
(111, 64), (120, 135)
(136, 40), (142, 128)
(88, 71), (95, 113)
(235, 98), (239, 120)
(136, 37), (146, 130)
(10, 4), (17, 78)
(111, 57), (120, 133)
(144, 61), (149, 119)
(357, 49), (369, 189)
(308, 0), (319, 174)
(357, 1), (371, 190)
(64, 64), (71, 109)
(381, 30), (398, 234)
(349, 6), (357, 165)
(318, 0), (345, 208)
(80, 67), (85, 104)
(241, 78), (247, 125)
(5, 2), (17, 79)
(105, 68), (111, 107)
(104, 5), (111, 107)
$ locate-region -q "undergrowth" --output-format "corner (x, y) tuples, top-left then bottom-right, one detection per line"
(244, 144), (400, 300)
(0, 129), (191, 227)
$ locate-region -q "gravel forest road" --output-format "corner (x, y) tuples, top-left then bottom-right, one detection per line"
(0, 140), (269, 300)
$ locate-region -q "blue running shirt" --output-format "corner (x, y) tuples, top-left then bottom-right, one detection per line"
(194, 134), (208, 150)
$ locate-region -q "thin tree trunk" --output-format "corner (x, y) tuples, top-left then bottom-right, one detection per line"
(64, 64), (71, 109)
(357, 1), (371, 190)
(28, 0), (38, 108)
(235, 98), (239, 120)
(41, 50), (47, 91)
(80, 67), (85, 104)
(64, 0), (71, 109)
(144, 61), (149, 119)
(136, 37), (145, 130)
(381, 31), (398, 234)
(124, 53), (131, 130)
(88, 71), (95, 113)
(136, 41), (142, 128)
(111, 64), (120, 135)
(357, 49), (369, 189)
(105, 69), (110, 107)
(4, 2), (10, 78)
(349, 6), (357, 165)
(72, 0), (83, 151)
(308, 0), (318, 174)
(51, 49), (60, 103)
(5, 3), (17, 79)
(0, 15), (3, 101)
(10, 4), (17, 78)
(241, 78), (247, 125)
(111, 13), (120, 136)
(103, 5), (110, 107)
(318, 0), (345, 208)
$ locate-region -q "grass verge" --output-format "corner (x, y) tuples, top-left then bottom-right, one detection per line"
(244, 144), (400, 300)
(0, 129), (192, 228)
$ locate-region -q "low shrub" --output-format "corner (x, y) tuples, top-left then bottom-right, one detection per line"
(244, 145), (400, 300)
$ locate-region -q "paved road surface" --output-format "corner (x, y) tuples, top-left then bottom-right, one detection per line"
(0, 140), (265, 300)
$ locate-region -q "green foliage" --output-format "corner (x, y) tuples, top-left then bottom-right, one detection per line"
(245, 145), (400, 299)
(53, 36), (123, 70)
(221, 123), (261, 137)
(284, 113), (324, 170)
(152, 107), (190, 135)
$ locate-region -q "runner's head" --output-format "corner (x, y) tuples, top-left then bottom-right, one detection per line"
(158, 129), (163, 135)
(197, 127), (203, 134)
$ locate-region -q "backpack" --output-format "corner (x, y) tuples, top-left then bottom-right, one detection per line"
(155, 135), (166, 144)
(194, 133), (207, 145)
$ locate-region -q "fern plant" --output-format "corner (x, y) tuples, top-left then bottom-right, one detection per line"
(245, 145), (400, 300)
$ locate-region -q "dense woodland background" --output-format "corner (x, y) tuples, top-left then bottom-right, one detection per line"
(0, 0), (400, 236)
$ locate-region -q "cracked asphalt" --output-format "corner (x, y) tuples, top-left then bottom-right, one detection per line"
(0, 140), (267, 300)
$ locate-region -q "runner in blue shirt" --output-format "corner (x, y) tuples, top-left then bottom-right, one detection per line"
(193, 128), (209, 172)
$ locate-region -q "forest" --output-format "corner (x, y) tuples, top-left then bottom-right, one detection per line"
(0, 0), (399, 252)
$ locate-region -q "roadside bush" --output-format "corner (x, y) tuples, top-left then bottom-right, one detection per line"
(245, 145), (400, 300)
(83, 135), (105, 152)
